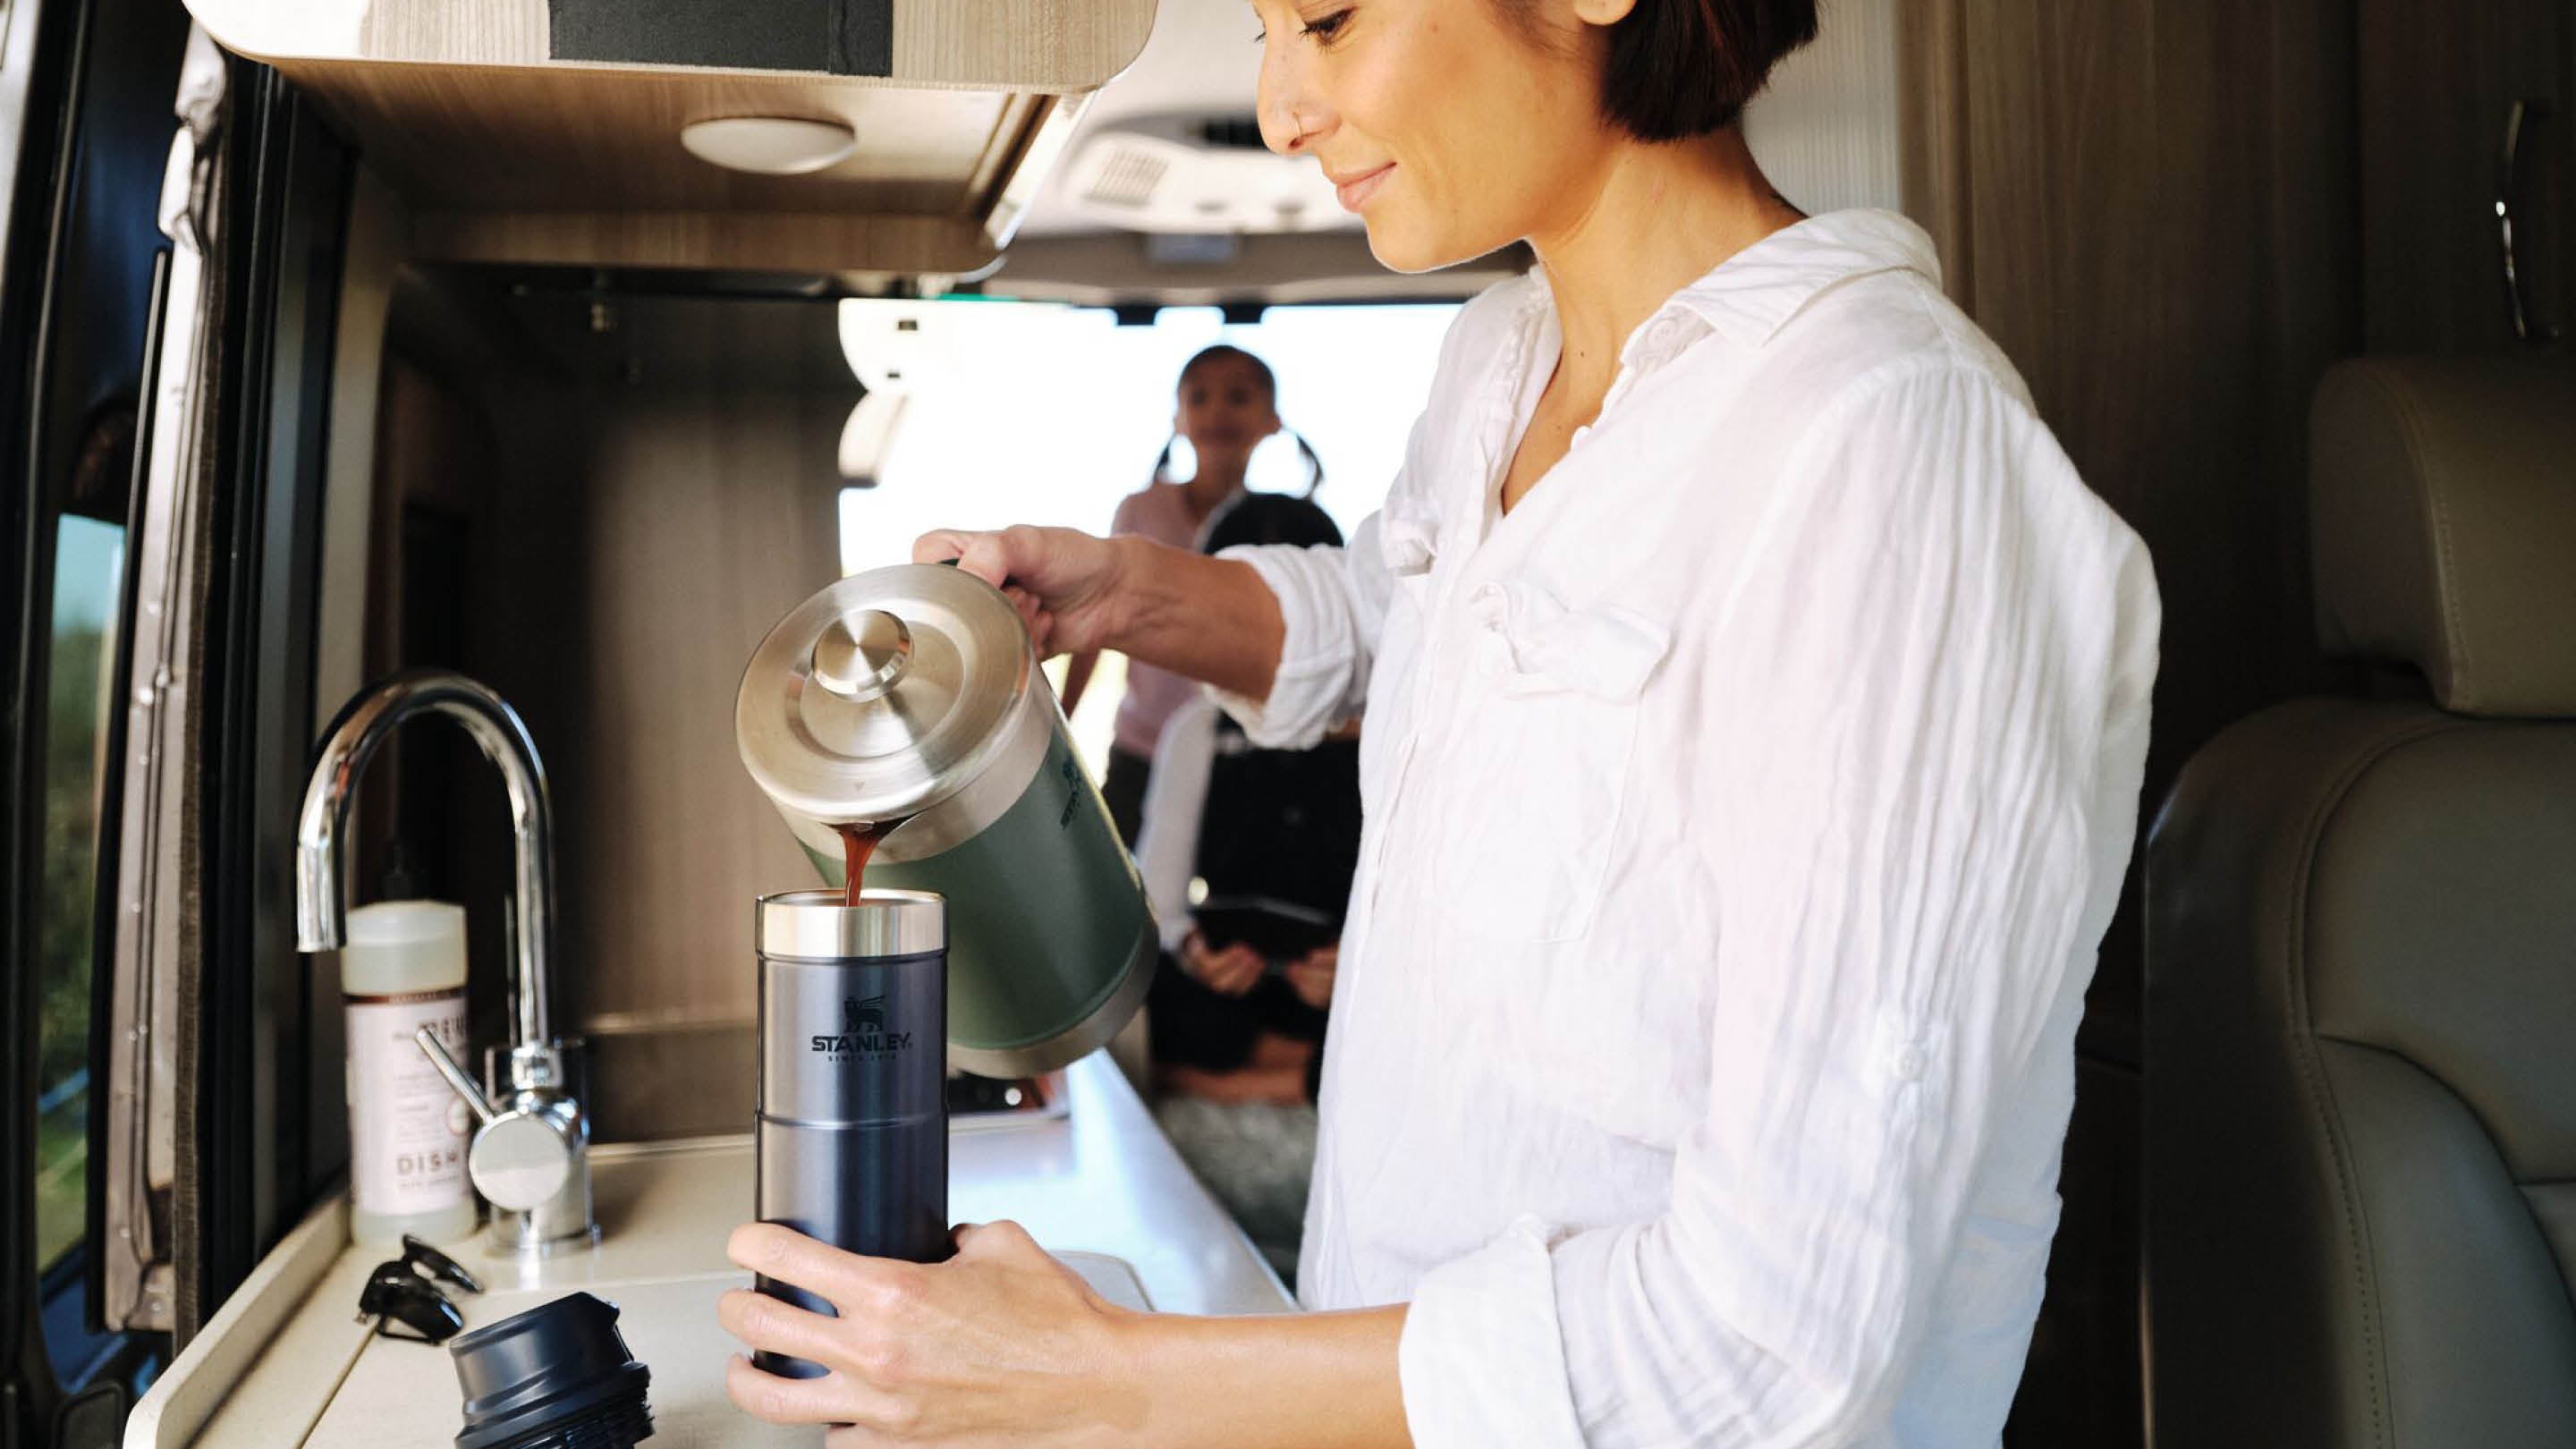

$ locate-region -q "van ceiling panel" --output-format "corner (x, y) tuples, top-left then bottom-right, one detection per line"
(180, 0), (1152, 274)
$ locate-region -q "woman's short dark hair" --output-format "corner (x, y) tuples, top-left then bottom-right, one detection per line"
(1504, 0), (1819, 142)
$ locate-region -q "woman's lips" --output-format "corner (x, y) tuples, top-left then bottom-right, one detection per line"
(1333, 164), (1394, 214)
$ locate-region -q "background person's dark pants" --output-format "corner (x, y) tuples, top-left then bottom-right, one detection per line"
(1100, 743), (1151, 847)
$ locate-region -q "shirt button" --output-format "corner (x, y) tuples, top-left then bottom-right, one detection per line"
(1891, 1045), (1928, 1081)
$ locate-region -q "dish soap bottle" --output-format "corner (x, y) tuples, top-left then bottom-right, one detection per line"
(343, 900), (477, 1243)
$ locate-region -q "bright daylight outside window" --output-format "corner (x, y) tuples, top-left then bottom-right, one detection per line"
(38, 515), (124, 1272)
(836, 301), (1461, 772)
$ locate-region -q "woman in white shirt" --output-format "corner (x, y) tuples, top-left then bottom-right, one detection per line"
(717, 1), (2162, 1445)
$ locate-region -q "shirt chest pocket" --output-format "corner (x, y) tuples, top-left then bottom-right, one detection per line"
(1427, 581), (1671, 943)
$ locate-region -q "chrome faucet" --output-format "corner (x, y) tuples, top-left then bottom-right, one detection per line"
(295, 670), (598, 1256)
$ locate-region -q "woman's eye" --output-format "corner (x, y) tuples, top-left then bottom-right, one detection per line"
(1300, 9), (1353, 41)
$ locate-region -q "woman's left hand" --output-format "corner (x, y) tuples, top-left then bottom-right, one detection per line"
(720, 1220), (1146, 1445)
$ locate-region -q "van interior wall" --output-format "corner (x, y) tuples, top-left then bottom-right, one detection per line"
(360, 277), (849, 1140)
(534, 298), (850, 1140)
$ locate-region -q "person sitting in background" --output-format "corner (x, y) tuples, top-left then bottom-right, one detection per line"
(1063, 344), (1326, 843)
(1131, 491), (1355, 1278)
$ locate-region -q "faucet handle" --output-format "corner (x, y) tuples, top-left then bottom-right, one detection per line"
(415, 1026), (498, 1124)
(415, 1028), (575, 1214)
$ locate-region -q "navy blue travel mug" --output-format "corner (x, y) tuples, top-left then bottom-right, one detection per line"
(752, 889), (949, 1377)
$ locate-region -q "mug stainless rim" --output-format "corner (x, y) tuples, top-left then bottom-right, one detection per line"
(757, 889), (946, 959)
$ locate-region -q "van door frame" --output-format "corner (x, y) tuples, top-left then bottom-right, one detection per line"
(0, 0), (79, 1432)
(3, 0), (195, 1438)
(176, 56), (353, 1339)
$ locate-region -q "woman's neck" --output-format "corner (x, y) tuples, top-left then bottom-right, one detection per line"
(1528, 128), (1805, 398)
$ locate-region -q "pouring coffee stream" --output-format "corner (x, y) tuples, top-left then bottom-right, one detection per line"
(836, 820), (894, 908)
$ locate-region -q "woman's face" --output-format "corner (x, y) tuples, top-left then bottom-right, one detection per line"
(1174, 357), (1282, 468)
(1252, 0), (1624, 273)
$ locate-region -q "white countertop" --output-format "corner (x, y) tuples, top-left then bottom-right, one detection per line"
(129, 1054), (1294, 1448)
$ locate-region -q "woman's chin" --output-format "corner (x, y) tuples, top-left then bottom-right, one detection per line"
(1361, 217), (1503, 277)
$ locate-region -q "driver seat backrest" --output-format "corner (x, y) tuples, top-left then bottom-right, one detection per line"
(2144, 354), (2576, 1449)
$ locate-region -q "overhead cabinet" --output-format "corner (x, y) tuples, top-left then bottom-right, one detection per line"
(182, 0), (1156, 274)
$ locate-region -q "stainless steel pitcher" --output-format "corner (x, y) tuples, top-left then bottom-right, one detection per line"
(736, 564), (1155, 1076)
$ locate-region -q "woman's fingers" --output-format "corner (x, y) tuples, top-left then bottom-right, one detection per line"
(727, 1223), (889, 1310)
(999, 587), (1059, 656)
(953, 1216), (1041, 1260)
(724, 1353), (862, 1425)
(952, 530), (1024, 590)
(716, 1288), (846, 1372)
(910, 529), (970, 566)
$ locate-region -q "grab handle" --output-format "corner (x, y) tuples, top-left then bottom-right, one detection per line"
(2499, 98), (2561, 344)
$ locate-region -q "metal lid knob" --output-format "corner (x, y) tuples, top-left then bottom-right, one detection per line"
(809, 610), (911, 701)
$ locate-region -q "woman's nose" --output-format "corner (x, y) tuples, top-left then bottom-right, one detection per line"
(1256, 38), (1329, 156)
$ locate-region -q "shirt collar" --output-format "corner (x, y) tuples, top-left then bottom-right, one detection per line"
(1520, 208), (1944, 353)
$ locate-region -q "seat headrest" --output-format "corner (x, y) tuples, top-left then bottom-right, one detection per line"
(2311, 355), (2576, 717)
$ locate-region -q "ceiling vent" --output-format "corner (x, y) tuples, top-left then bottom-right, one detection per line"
(1055, 113), (1352, 236)
(1083, 143), (1171, 209)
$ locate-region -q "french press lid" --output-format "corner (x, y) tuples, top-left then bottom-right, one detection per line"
(736, 564), (1034, 826)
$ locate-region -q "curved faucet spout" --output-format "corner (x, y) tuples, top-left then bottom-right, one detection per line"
(295, 670), (558, 1051)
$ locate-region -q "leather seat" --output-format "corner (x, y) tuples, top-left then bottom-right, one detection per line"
(2143, 355), (2576, 1448)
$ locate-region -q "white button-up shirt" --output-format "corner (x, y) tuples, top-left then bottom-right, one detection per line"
(1216, 209), (2160, 1448)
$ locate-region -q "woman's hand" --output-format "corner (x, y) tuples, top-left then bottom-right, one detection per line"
(722, 1223), (1414, 1448)
(721, 1220), (1146, 1445)
(913, 525), (1288, 702)
(913, 526), (1131, 657)
(1284, 944), (1338, 1010)
(1179, 930), (1266, 997)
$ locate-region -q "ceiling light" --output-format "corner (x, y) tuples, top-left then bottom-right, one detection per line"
(679, 116), (857, 176)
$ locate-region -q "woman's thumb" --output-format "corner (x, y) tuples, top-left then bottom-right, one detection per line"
(911, 529), (971, 565)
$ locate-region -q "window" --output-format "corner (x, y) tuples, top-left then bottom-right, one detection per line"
(836, 301), (1462, 768)
(36, 507), (126, 1276)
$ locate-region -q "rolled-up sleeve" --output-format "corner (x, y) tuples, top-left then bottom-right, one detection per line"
(1206, 513), (1394, 748)
(1206, 309), (1465, 750)
(1394, 364), (2159, 1447)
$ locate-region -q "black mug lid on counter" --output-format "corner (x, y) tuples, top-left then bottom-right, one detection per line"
(445, 1292), (655, 1449)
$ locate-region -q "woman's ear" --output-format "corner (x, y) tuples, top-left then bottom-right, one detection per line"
(1569, 0), (1637, 26)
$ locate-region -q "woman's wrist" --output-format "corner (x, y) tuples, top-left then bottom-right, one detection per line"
(1102, 538), (1284, 701)
(1097, 534), (1153, 651)
(1096, 1306), (1413, 1449)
